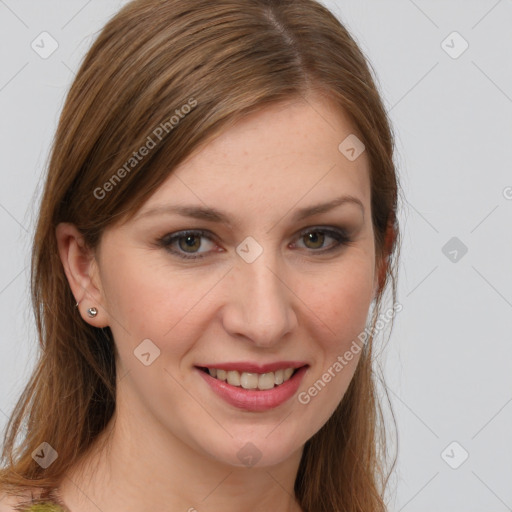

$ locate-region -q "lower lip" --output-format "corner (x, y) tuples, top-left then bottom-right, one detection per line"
(196, 366), (308, 412)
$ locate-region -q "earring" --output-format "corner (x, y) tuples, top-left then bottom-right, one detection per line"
(87, 307), (98, 318)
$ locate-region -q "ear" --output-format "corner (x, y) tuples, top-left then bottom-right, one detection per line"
(373, 219), (397, 298)
(55, 222), (110, 328)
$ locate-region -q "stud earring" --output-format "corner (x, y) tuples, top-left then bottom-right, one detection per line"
(87, 307), (98, 318)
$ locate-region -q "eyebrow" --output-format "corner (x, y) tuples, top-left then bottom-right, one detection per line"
(135, 195), (364, 226)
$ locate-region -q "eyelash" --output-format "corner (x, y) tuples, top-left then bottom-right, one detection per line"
(155, 227), (352, 260)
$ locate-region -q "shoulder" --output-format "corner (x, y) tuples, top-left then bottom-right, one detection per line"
(0, 488), (64, 512)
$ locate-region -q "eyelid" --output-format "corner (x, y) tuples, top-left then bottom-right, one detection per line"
(156, 225), (352, 260)
(290, 227), (351, 255)
(156, 229), (218, 259)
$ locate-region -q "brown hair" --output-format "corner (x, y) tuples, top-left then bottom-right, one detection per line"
(0, 0), (401, 510)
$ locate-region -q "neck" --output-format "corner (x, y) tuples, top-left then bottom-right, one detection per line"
(57, 398), (304, 512)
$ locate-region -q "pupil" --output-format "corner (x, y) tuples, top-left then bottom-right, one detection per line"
(180, 235), (200, 252)
(306, 232), (324, 249)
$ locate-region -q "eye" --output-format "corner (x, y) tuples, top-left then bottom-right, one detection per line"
(156, 230), (219, 260)
(156, 226), (352, 261)
(293, 227), (351, 253)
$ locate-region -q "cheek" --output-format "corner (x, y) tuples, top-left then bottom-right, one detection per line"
(295, 263), (372, 427)
(101, 251), (199, 327)
(100, 253), (225, 365)
(297, 256), (375, 346)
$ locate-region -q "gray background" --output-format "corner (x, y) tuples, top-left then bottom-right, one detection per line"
(1, 1), (511, 510)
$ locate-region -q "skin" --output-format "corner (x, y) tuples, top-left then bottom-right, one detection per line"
(54, 92), (380, 512)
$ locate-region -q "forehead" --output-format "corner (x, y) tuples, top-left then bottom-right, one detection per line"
(141, 94), (370, 221)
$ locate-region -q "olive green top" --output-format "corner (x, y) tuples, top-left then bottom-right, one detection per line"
(2, 486), (71, 512)
(19, 505), (68, 512)
(10, 489), (71, 512)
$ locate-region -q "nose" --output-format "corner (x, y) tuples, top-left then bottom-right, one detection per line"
(221, 250), (298, 347)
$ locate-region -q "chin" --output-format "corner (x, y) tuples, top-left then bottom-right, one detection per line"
(192, 422), (307, 470)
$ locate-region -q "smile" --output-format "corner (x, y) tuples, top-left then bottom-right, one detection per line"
(196, 363), (309, 412)
(199, 367), (297, 390)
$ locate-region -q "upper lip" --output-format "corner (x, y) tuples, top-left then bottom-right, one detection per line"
(196, 361), (309, 373)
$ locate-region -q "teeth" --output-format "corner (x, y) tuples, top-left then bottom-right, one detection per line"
(284, 368), (294, 380)
(258, 372), (275, 390)
(206, 367), (297, 390)
(227, 370), (240, 386)
(240, 372), (258, 389)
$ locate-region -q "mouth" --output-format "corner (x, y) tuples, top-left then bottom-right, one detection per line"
(196, 366), (303, 391)
(195, 362), (309, 411)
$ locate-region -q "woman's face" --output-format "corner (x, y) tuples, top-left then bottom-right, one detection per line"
(87, 93), (378, 468)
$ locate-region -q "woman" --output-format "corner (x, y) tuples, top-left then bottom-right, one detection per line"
(0, 0), (401, 510)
